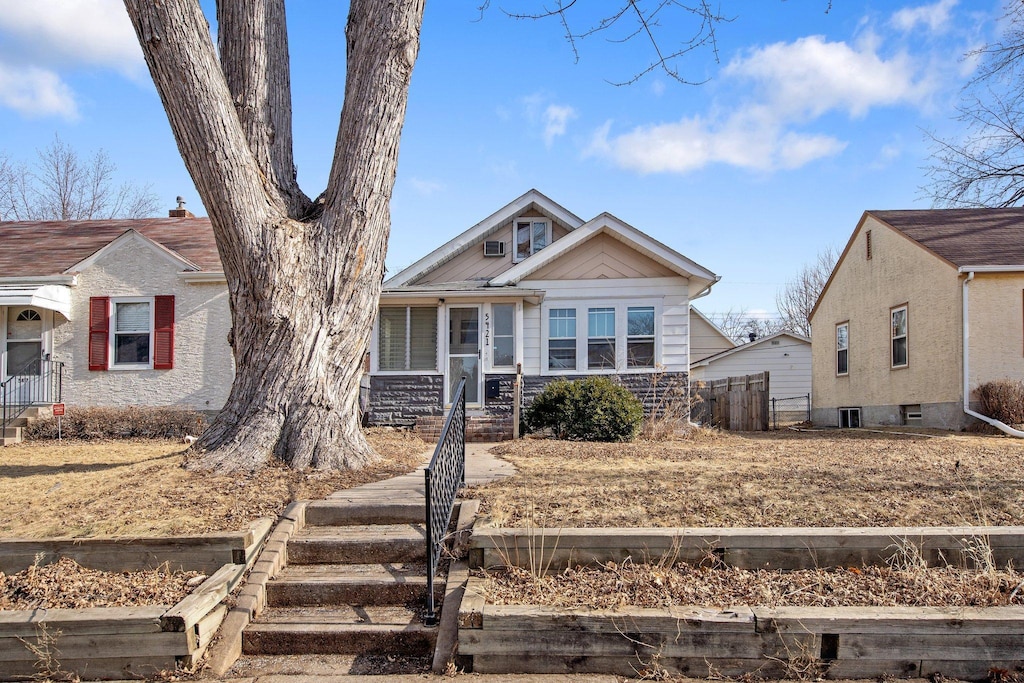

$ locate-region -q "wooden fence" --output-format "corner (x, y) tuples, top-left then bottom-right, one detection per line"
(692, 371), (769, 431)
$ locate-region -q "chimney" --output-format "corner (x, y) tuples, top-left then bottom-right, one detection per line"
(748, 331), (757, 343)
(168, 196), (194, 218)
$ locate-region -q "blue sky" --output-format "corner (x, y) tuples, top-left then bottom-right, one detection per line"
(0, 0), (1001, 321)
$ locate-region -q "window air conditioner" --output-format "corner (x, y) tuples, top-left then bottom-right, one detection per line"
(483, 240), (505, 257)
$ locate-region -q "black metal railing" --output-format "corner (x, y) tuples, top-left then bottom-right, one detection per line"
(2, 357), (63, 433)
(423, 377), (466, 626)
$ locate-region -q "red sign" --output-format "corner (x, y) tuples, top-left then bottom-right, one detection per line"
(52, 403), (65, 417)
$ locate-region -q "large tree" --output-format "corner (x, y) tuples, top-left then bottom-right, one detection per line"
(123, 1), (724, 472)
(928, 2), (1024, 207)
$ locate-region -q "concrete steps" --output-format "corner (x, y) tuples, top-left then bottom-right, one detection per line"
(0, 407), (44, 446)
(286, 524), (426, 565)
(242, 496), (441, 665)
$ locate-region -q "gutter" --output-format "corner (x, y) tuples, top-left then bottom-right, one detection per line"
(960, 268), (1024, 437)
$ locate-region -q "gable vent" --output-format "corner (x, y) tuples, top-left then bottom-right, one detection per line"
(483, 240), (505, 257)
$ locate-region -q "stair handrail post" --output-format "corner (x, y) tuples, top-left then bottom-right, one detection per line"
(423, 378), (467, 626)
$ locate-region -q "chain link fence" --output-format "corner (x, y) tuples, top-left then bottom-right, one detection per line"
(771, 394), (811, 429)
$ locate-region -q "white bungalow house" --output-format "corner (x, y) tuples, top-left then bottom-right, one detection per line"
(368, 190), (720, 437)
(0, 207), (232, 443)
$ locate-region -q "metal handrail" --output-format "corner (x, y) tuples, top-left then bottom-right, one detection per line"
(2, 358), (64, 433)
(423, 377), (466, 626)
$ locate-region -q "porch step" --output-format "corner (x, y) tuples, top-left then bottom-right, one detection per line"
(287, 524), (426, 565)
(416, 414), (513, 442)
(304, 500), (426, 527)
(243, 605), (436, 656)
(0, 426), (22, 446)
(266, 563), (437, 607)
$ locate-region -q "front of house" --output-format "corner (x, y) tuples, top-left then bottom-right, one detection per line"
(367, 190), (719, 436)
(0, 212), (233, 419)
(810, 208), (1024, 430)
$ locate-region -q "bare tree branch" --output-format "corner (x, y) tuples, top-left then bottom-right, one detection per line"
(775, 245), (838, 337)
(0, 135), (159, 221)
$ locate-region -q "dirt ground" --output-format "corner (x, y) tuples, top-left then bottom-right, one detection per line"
(0, 428), (429, 538)
(469, 428), (1024, 528)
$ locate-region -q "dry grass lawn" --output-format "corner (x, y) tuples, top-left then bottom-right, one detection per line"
(0, 429), (428, 538)
(470, 428), (1024, 528)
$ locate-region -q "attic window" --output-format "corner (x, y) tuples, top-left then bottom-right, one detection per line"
(514, 218), (551, 261)
(866, 230), (872, 260)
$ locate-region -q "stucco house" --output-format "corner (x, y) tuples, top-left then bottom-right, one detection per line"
(690, 331), (812, 406)
(367, 189), (720, 437)
(0, 207), (233, 436)
(810, 208), (1024, 431)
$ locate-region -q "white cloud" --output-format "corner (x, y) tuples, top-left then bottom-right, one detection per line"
(0, 62), (77, 119)
(591, 34), (929, 174)
(891, 0), (958, 34)
(542, 104), (576, 147)
(0, 0), (143, 75)
(724, 35), (928, 118)
(410, 177), (444, 197)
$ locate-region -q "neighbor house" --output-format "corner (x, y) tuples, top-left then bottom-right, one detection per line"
(0, 208), (233, 430)
(688, 307), (736, 362)
(690, 331), (812, 423)
(810, 208), (1024, 430)
(367, 189), (720, 437)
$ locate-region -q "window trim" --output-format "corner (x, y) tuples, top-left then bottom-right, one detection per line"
(541, 300), (662, 375)
(547, 307), (578, 372)
(838, 407), (861, 428)
(836, 321), (849, 377)
(108, 297), (155, 370)
(512, 217), (552, 263)
(890, 304), (908, 369)
(373, 304), (441, 375)
(626, 305), (656, 369)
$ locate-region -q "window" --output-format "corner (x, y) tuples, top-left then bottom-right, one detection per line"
(838, 407), (861, 428)
(836, 322), (849, 375)
(891, 305), (908, 368)
(627, 306), (655, 368)
(514, 218), (551, 261)
(548, 308), (576, 370)
(492, 304), (515, 368)
(114, 301), (151, 365)
(15, 310), (41, 322)
(378, 306), (437, 371)
(88, 296), (174, 371)
(901, 404), (922, 425)
(588, 307), (616, 369)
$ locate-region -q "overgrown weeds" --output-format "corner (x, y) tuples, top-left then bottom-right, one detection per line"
(26, 406), (208, 441)
(977, 380), (1024, 426)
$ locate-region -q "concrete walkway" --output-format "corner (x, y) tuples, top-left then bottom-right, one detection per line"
(327, 442), (515, 503)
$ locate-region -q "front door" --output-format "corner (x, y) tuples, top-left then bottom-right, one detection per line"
(447, 306), (480, 405)
(3, 307), (46, 403)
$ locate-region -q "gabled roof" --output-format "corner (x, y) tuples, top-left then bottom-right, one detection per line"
(690, 306), (737, 348)
(811, 207), (1024, 321)
(0, 217), (220, 278)
(489, 212), (719, 295)
(690, 331), (810, 367)
(384, 189), (584, 287)
(869, 208), (1024, 268)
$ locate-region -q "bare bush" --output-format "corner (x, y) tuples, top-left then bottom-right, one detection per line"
(977, 380), (1024, 426)
(25, 407), (208, 441)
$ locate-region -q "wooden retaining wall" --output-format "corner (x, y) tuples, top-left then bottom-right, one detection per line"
(459, 526), (1024, 679)
(0, 518), (272, 681)
(469, 526), (1024, 572)
(458, 586), (1024, 680)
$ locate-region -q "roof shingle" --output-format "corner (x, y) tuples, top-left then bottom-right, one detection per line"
(0, 217), (220, 277)
(870, 208), (1024, 267)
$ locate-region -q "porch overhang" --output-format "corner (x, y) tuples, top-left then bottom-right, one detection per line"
(0, 284), (73, 319)
(381, 285), (544, 305)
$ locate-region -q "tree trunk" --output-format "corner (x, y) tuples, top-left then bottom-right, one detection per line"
(123, 0), (425, 471)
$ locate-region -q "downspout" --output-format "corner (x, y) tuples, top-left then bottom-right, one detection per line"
(961, 270), (1024, 437)
(688, 276), (721, 427)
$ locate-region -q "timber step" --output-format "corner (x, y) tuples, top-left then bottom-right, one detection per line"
(266, 562), (439, 607)
(304, 500), (427, 526)
(287, 524), (426, 565)
(243, 605), (436, 656)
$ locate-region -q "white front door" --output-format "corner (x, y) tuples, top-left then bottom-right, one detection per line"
(447, 306), (481, 405)
(3, 307), (47, 403)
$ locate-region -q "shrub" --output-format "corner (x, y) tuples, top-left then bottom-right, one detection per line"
(977, 380), (1024, 426)
(526, 377), (643, 442)
(25, 407), (209, 441)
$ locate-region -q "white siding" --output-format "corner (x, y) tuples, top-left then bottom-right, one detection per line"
(521, 277), (690, 374)
(51, 234), (234, 409)
(690, 335), (811, 401)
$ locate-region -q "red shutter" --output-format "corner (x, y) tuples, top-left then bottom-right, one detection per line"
(88, 297), (109, 371)
(153, 295), (175, 370)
